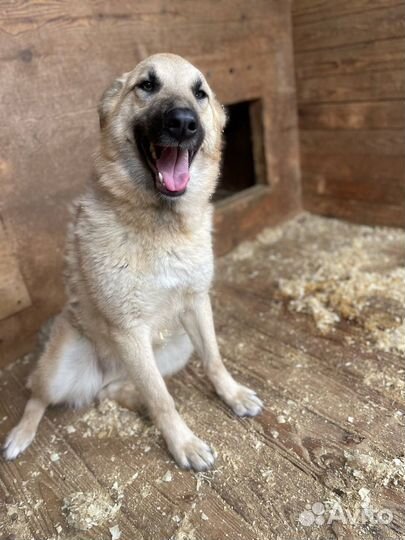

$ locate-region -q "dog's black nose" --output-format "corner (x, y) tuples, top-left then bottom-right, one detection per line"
(164, 108), (198, 142)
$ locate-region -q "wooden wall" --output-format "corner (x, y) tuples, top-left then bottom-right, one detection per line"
(0, 1), (301, 366)
(293, 0), (405, 227)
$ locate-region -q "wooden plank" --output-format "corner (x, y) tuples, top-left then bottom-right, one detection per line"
(0, 217), (31, 321)
(297, 68), (405, 104)
(0, 0), (278, 34)
(293, 0), (403, 23)
(298, 101), (405, 130)
(249, 100), (267, 186)
(303, 192), (405, 227)
(300, 154), (405, 204)
(295, 37), (405, 81)
(300, 129), (405, 156)
(214, 186), (301, 256)
(293, 4), (405, 52)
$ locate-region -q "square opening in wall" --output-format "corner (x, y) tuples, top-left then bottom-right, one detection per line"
(214, 100), (266, 202)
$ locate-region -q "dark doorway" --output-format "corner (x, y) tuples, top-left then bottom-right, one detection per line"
(214, 100), (265, 201)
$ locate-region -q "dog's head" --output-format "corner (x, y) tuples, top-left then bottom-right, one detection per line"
(98, 54), (226, 202)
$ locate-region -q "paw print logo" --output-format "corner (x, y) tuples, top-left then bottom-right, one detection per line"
(298, 502), (326, 527)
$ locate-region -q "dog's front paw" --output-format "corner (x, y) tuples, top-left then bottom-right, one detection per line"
(223, 384), (263, 417)
(3, 425), (35, 461)
(169, 434), (216, 472)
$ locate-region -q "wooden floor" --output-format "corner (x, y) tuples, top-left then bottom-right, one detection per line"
(0, 214), (404, 540)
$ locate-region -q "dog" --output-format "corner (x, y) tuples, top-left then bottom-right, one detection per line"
(4, 53), (263, 471)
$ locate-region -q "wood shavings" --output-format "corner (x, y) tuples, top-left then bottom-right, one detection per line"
(275, 220), (405, 353)
(1, 503), (32, 540)
(261, 469), (273, 482)
(77, 398), (143, 438)
(195, 470), (217, 491)
(358, 487), (371, 507)
(170, 514), (197, 540)
(228, 224), (285, 262)
(345, 450), (405, 488)
(62, 491), (121, 530)
(109, 524), (121, 539)
(161, 470), (173, 482)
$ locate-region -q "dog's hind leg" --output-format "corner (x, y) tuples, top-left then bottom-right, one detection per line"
(97, 334), (194, 411)
(97, 380), (142, 411)
(3, 313), (102, 460)
(155, 333), (194, 377)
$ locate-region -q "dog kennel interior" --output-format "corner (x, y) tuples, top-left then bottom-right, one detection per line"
(0, 1), (404, 539)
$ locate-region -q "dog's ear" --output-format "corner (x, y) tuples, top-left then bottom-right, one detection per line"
(98, 73), (129, 129)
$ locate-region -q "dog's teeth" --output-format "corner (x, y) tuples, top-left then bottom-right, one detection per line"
(158, 172), (163, 184)
(150, 145), (156, 160)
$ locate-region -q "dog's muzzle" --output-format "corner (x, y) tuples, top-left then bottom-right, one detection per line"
(136, 105), (204, 198)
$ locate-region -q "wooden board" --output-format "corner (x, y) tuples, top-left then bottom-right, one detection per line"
(0, 0), (301, 367)
(293, 0), (405, 229)
(294, 3), (405, 52)
(0, 215), (404, 540)
(293, 0), (402, 22)
(0, 217), (31, 321)
(298, 101), (405, 130)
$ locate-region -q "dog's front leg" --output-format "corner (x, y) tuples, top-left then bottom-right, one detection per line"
(112, 325), (215, 471)
(182, 293), (263, 417)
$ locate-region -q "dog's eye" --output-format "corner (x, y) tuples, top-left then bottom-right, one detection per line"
(138, 80), (155, 93)
(194, 88), (207, 101)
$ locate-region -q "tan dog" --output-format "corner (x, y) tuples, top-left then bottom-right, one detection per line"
(4, 54), (262, 470)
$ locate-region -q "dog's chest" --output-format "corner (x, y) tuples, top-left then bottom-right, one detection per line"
(119, 233), (214, 315)
(151, 244), (213, 291)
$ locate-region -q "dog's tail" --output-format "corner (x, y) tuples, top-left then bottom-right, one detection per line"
(3, 397), (48, 460)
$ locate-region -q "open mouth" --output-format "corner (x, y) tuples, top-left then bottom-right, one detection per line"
(140, 141), (197, 198)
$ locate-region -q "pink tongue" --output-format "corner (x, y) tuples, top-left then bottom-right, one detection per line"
(156, 147), (190, 192)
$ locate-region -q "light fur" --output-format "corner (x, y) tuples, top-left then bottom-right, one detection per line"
(4, 54), (262, 470)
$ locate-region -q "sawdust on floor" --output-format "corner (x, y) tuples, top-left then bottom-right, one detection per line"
(62, 490), (121, 531)
(227, 214), (405, 354)
(278, 236), (405, 352)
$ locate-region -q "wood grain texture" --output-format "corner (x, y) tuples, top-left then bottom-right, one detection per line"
(293, 0), (405, 228)
(0, 0), (301, 367)
(0, 216), (31, 321)
(0, 215), (404, 540)
(293, 3), (405, 52)
(293, 0), (402, 22)
(298, 101), (405, 130)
